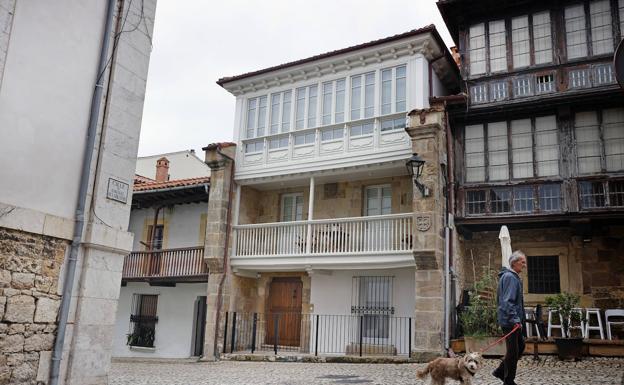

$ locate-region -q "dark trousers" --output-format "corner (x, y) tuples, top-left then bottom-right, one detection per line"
(494, 326), (525, 384)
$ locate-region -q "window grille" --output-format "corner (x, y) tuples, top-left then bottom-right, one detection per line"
(490, 82), (508, 101)
(579, 181), (606, 208)
(589, 0), (613, 55)
(568, 69), (590, 89)
(535, 74), (555, 93)
(594, 64), (614, 85)
(528, 256), (560, 294)
(470, 84), (488, 104)
(351, 276), (394, 339)
(466, 190), (487, 214)
(565, 5), (588, 60)
(513, 77), (532, 97)
(128, 294), (158, 348)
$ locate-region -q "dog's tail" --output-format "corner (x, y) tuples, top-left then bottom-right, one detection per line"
(416, 364), (430, 379)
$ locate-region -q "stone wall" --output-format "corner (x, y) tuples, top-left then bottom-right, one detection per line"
(0, 227), (67, 384)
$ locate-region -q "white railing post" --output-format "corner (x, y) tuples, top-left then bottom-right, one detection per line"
(231, 184), (241, 258)
(306, 176), (315, 255)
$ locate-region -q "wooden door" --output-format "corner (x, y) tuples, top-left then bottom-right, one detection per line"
(266, 278), (303, 347)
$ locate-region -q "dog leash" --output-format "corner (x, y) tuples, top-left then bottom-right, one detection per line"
(479, 323), (521, 353)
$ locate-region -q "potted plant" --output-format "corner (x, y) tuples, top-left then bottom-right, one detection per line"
(460, 268), (504, 356)
(545, 292), (584, 360)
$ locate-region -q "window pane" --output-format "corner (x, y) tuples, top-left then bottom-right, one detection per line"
(579, 181), (606, 208)
(565, 5), (587, 60)
(511, 119), (533, 178)
(281, 91), (291, 132)
(490, 188), (512, 213)
(308, 85), (317, 128)
(469, 23), (486, 75)
(513, 186), (534, 213)
(322, 82), (332, 125)
(381, 69), (392, 115)
(364, 72), (375, 118)
(246, 98), (257, 138)
(396, 65), (406, 112)
(471, 84), (488, 103)
(489, 20), (507, 72)
(257, 96), (267, 137)
(295, 87), (306, 130)
(465, 124), (485, 182)
(466, 190), (486, 214)
(602, 108), (624, 171)
(513, 77), (532, 97)
(535, 115), (559, 176)
(609, 180), (624, 207)
(528, 256), (560, 294)
(351, 76), (361, 120)
(270, 94), (281, 135)
(488, 122), (509, 181)
(335, 79), (345, 123)
(575, 111), (601, 173)
(539, 184), (561, 212)
(533, 11), (553, 64)
(590, 0), (613, 55)
(490, 81), (508, 101)
(512, 16), (530, 68)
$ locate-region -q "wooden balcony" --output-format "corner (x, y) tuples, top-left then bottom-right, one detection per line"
(232, 214), (414, 272)
(122, 246), (208, 283)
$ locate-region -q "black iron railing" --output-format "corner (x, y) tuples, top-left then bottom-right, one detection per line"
(222, 312), (413, 357)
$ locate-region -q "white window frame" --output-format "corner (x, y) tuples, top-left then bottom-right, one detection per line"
(380, 65), (407, 115)
(280, 193), (304, 222)
(350, 72), (375, 120)
(364, 185), (392, 216)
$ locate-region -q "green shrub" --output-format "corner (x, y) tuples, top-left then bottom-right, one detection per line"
(460, 268), (501, 337)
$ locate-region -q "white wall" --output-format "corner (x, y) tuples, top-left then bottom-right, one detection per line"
(128, 202), (207, 250)
(432, 70), (448, 98)
(0, 0), (106, 219)
(136, 151), (210, 180)
(113, 282), (208, 358)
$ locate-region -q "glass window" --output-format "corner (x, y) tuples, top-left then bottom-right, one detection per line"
(513, 77), (532, 97)
(535, 74), (555, 93)
(270, 93), (281, 135)
(381, 69), (392, 115)
(245, 140), (264, 154)
(364, 72), (375, 118)
(489, 20), (507, 72)
(491, 188), (512, 213)
(527, 256), (560, 294)
(257, 96), (267, 137)
(575, 111), (601, 173)
(395, 65), (406, 112)
(466, 190), (487, 214)
(603, 108), (624, 172)
(129, 294), (158, 348)
(594, 63), (615, 85)
(470, 84), (488, 104)
(465, 124), (485, 182)
(533, 11), (553, 64)
(281, 90), (292, 132)
(535, 115), (559, 176)
(488, 122), (509, 181)
(569, 68), (590, 89)
(512, 16), (530, 68)
(365, 186), (392, 216)
(350, 75), (362, 120)
(295, 87), (306, 130)
(269, 136), (289, 150)
(350, 122), (374, 137)
(565, 5), (588, 60)
(491, 81), (508, 101)
(380, 117), (406, 132)
(511, 119), (533, 178)
(469, 23), (486, 75)
(307, 85), (317, 128)
(335, 79), (345, 123)
(281, 194), (303, 222)
(579, 181), (606, 208)
(590, 0), (613, 55)
(322, 82), (333, 126)
(609, 180), (624, 207)
(294, 132), (315, 146)
(321, 127), (343, 141)
(513, 186), (534, 213)
(246, 98), (257, 139)
(539, 184), (561, 212)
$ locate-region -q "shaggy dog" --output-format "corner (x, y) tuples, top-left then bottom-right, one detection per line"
(416, 352), (482, 385)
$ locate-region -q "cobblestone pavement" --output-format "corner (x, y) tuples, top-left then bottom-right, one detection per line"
(110, 357), (624, 385)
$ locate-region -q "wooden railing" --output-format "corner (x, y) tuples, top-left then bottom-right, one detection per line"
(234, 213), (413, 257)
(122, 246), (207, 280)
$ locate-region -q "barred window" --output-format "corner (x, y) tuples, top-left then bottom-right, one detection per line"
(528, 256), (560, 294)
(594, 64), (615, 85)
(352, 276), (394, 339)
(569, 68), (590, 89)
(128, 294), (158, 348)
(513, 77), (532, 97)
(535, 74), (554, 94)
(471, 84), (488, 104)
(490, 82), (508, 101)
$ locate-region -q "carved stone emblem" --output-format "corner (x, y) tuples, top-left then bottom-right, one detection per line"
(415, 214), (432, 232)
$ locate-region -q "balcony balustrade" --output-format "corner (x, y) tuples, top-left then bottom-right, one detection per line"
(234, 213), (413, 257)
(122, 246), (208, 281)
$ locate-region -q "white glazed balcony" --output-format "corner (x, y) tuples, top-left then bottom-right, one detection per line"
(231, 213), (414, 272)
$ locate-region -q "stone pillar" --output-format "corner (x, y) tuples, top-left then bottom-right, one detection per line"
(201, 143), (236, 360)
(405, 107), (447, 361)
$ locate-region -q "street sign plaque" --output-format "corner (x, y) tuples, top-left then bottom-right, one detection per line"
(615, 39), (624, 90)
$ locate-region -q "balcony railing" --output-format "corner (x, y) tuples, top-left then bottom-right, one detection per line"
(122, 246), (208, 280)
(234, 213), (413, 257)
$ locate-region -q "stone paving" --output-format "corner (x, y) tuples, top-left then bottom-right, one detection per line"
(110, 356), (624, 385)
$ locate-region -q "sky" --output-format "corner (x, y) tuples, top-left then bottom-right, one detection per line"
(137, 0), (454, 157)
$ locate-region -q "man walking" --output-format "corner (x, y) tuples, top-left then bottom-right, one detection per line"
(493, 250), (527, 385)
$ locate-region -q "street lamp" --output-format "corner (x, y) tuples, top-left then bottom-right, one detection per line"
(406, 153), (429, 197)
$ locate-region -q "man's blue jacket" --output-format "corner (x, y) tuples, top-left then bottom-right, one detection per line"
(497, 268), (526, 328)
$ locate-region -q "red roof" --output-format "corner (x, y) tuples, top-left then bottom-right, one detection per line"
(133, 176), (210, 192)
(134, 174), (155, 184)
(217, 25), (448, 86)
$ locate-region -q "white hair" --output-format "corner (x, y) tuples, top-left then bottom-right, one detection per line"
(509, 250), (526, 267)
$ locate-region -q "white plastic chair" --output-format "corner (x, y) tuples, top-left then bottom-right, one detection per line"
(547, 309), (564, 337)
(605, 309), (624, 340)
(567, 308), (586, 338)
(584, 308), (605, 339)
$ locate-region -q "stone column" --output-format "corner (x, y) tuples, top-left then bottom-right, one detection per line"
(405, 107), (447, 361)
(201, 143), (236, 360)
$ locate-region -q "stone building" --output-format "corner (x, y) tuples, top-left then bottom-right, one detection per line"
(206, 26), (459, 360)
(0, 1), (156, 384)
(436, 0), (624, 331)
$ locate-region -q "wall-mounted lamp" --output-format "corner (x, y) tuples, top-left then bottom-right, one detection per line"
(406, 153), (430, 197)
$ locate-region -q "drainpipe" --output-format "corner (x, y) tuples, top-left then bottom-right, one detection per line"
(443, 100), (455, 353)
(49, 0), (117, 384)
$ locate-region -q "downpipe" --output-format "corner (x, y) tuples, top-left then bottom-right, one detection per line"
(49, 0), (117, 383)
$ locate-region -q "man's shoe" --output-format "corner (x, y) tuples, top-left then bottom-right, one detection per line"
(492, 368), (504, 382)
